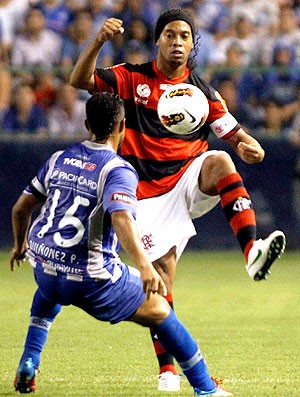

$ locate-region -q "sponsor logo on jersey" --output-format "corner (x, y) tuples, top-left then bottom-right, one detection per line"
(85, 162), (97, 171)
(168, 87), (193, 98)
(137, 84), (151, 98)
(51, 169), (97, 190)
(63, 157), (96, 171)
(111, 192), (136, 206)
(135, 84), (151, 105)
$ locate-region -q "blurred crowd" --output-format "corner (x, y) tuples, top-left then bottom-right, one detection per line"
(0, 0), (300, 148)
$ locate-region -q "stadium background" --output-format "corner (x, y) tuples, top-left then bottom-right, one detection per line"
(1, 4), (299, 396)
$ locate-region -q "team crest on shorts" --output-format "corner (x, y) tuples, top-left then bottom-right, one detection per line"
(141, 234), (154, 250)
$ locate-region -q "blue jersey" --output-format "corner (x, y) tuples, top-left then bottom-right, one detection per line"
(26, 140), (138, 282)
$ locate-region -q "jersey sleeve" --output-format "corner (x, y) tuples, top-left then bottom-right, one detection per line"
(94, 67), (116, 93)
(24, 150), (63, 200)
(103, 165), (138, 218)
(94, 64), (131, 97)
(207, 90), (241, 139)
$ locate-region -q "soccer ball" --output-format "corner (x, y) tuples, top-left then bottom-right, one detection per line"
(157, 83), (209, 135)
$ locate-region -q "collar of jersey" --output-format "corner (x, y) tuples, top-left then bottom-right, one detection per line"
(82, 140), (115, 151)
(152, 60), (190, 82)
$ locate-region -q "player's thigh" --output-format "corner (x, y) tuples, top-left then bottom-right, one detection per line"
(78, 265), (146, 324)
(137, 191), (195, 263)
(183, 154), (221, 219)
(152, 246), (177, 291)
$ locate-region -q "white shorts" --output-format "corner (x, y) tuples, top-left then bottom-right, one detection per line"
(137, 150), (224, 262)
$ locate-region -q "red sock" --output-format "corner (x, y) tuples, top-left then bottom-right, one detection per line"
(217, 173), (256, 261)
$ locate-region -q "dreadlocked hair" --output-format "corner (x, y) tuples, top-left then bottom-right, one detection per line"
(86, 92), (124, 140)
(187, 28), (201, 70)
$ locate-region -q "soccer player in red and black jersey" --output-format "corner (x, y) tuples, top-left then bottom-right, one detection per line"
(70, 8), (286, 395)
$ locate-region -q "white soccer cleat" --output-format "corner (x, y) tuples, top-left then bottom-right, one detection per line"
(157, 371), (181, 392)
(246, 230), (286, 281)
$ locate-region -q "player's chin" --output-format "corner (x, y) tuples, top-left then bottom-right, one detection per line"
(169, 57), (185, 67)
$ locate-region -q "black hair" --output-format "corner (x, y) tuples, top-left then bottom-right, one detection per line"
(188, 30), (200, 70)
(154, 8), (195, 43)
(85, 92), (124, 140)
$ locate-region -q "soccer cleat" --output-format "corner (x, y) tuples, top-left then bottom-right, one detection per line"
(157, 371), (181, 392)
(14, 358), (37, 394)
(194, 377), (233, 396)
(246, 230), (286, 281)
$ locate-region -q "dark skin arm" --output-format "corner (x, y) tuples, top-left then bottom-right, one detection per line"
(226, 128), (265, 164)
(69, 18), (124, 91)
(10, 193), (40, 271)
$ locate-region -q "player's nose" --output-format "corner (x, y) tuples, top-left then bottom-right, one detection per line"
(172, 35), (183, 46)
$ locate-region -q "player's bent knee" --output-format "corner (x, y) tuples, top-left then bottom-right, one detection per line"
(202, 151), (236, 176)
(132, 294), (171, 327)
(152, 294), (171, 322)
(210, 151), (234, 168)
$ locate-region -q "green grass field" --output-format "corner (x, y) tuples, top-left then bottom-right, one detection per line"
(0, 250), (299, 396)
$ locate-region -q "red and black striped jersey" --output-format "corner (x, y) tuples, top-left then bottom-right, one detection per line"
(94, 60), (240, 199)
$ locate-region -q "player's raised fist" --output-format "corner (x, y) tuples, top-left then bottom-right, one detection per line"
(97, 18), (124, 43)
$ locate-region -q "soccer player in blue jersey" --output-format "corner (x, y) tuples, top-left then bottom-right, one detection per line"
(10, 92), (232, 396)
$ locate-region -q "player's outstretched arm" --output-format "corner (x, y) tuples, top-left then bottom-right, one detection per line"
(10, 193), (39, 271)
(69, 18), (124, 92)
(111, 210), (167, 298)
(226, 128), (265, 164)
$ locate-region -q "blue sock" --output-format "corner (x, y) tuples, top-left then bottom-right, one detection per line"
(154, 310), (215, 391)
(19, 290), (61, 369)
(20, 319), (51, 368)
